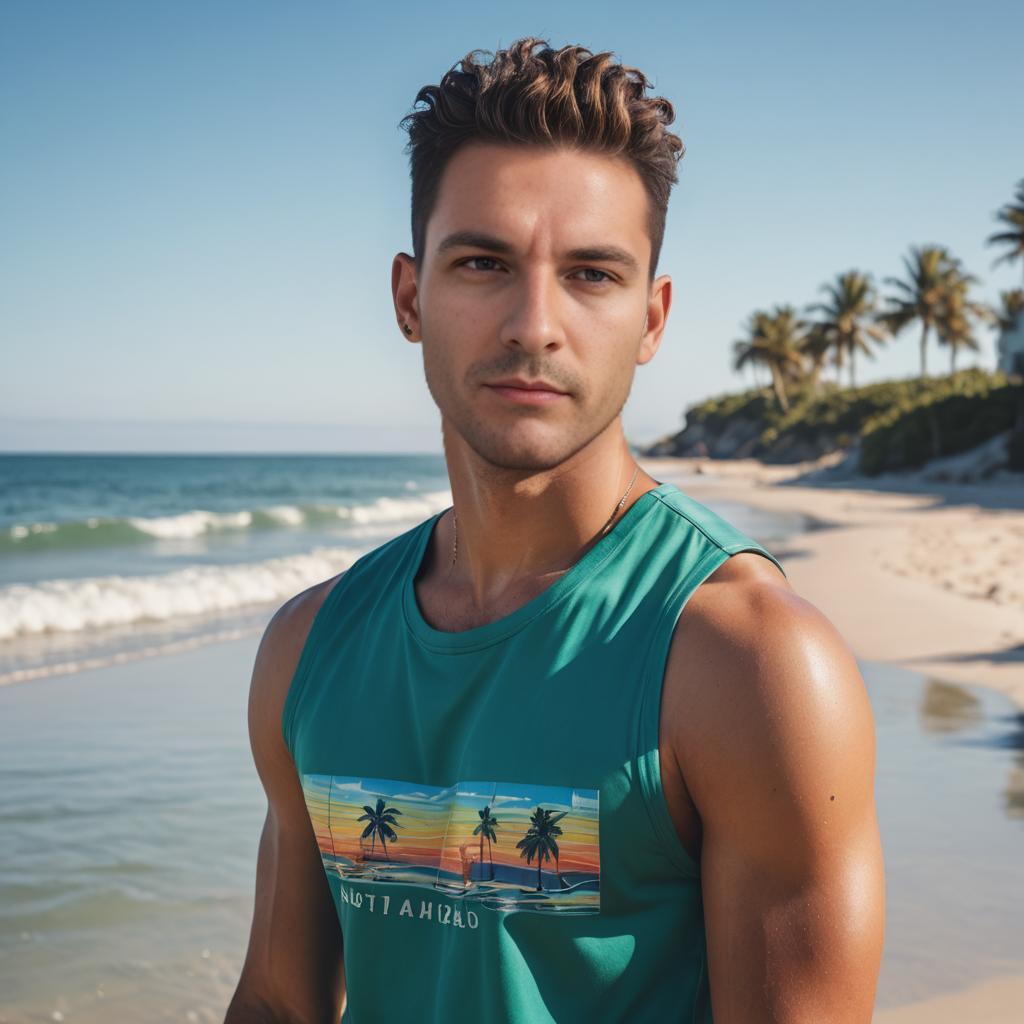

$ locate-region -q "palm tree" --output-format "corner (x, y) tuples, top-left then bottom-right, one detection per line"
(799, 321), (835, 391)
(805, 271), (888, 389)
(995, 289), (1024, 334)
(732, 305), (808, 412)
(516, 806), (567, 891)
(878, 245), (964, 379)
(356, 797), (403, 859)
(986, 178), (1024, 282)
(473, 804), (500, 875)
(934, 270), (995, 374)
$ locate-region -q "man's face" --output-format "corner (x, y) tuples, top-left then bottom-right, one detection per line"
(401, 141), (668, 473)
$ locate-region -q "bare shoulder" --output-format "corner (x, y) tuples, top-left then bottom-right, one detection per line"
(662, 555), (884, 1018)
(664, 550), (876, 839)
(227, 571), (350, 1020)
(248, 571), (347, 781)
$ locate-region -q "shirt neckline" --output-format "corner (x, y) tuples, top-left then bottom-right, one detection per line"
(401, 480), (677, 653)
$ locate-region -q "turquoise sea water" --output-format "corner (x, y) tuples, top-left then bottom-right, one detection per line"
(0, 454), (793, 687)
(0, 454), (453, 685)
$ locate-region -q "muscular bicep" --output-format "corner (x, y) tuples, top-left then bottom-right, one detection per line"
(226, 587), (346, 1024)
(677, 583), (885, 1023)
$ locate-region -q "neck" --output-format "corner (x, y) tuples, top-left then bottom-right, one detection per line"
(434, 417), (658, 612)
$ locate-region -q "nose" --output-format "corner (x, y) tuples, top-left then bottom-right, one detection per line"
(499, 265), (567, 356)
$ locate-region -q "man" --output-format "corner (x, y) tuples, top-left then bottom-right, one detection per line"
(226, 37), (884, 1023)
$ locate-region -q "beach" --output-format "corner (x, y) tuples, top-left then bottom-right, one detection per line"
(640, 454), (1024, 712)
(1, 453), (1022, 1021)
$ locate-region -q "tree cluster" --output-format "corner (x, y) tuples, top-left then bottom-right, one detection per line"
(732, 180), (1024, 412)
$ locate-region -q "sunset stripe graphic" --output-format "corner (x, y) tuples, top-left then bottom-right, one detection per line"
(301, 774), (601, 914)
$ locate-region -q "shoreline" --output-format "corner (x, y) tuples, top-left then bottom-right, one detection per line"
(640, 455), (1024, 713)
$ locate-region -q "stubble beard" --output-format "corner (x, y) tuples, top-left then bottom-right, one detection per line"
(426, 367), (630, 475)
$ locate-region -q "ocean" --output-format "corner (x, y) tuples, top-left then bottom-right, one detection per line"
(0, 454), (453, 686)
(0, 453), (792, 688)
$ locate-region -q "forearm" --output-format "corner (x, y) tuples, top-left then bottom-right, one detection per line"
(224, 977), (344, 1024)
(224, 984), (283, 1024)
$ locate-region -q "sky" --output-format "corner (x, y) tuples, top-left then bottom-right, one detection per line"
(2, 0), (1022, 453)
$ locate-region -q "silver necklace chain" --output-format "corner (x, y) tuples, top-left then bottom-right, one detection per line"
(450, 463), (641, 571)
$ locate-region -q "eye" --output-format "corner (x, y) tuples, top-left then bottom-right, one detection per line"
(573, 268), (614, 284)
(460, 256), (504, 272)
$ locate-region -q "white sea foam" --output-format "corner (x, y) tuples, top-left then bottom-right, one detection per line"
(0, 545), (366, 641)
(263, 504), (305, 525)
(0, 625), (263, 687)
(9, 522), (59, 540)
(337, 491), (451, 525)
(6, 491), (452, 546)
(128, 509), (254, 539)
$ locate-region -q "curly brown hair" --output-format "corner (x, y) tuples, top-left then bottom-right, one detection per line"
(399, 36), (684, 281)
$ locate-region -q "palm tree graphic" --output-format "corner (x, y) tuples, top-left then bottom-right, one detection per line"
(356, 797), (403, 860)
(473, 804), (500, 876)
(516, 806), (567, 891)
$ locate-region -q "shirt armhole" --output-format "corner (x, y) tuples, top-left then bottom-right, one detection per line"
(634, 545), (732, 879)
(280, 571), (351, 759)
(720, 539), (788, 581)
(634, 540), (787, 879)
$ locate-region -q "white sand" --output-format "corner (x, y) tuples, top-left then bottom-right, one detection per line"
(640, 455), (1024, 711)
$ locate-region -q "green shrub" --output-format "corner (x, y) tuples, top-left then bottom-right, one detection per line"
(858, 373), (1022, 474)
(667, 369), (1021, 471)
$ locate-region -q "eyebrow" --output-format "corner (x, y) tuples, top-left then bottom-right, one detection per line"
(436, 230), (640, 273)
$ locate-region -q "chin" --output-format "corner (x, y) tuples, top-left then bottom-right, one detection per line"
(462, 422), (599, 474)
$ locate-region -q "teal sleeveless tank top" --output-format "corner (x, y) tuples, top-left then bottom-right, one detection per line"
(282, 481), (786, 1023)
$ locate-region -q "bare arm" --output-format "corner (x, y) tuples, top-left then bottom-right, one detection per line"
(669, 571), (885, 1022)
(225, 579), (347, 1024)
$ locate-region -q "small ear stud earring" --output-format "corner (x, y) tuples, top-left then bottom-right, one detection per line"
(403, 324), (413, 335)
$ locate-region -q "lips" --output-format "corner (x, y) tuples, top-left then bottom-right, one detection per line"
(485, 378), (568, 395)
(484, 380), (570, 406)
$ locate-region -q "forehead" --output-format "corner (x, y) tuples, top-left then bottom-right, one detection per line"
(425, 142), (650, 266)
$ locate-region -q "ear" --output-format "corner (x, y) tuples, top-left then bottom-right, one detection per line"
(392, 252), (421, 342)
(637, 274), (671, 366)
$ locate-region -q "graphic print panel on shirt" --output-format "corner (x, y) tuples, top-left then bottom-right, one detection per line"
(301, 774), (600, 915)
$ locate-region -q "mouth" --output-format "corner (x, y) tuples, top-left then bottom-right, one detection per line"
(483, 379), (571, 406)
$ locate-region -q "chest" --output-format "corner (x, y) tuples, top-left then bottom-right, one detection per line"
(411, 567), (573, 633)
(290, 615), (686, 921)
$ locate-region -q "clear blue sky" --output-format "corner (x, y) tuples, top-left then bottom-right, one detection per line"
(2, 0), (1022, 453)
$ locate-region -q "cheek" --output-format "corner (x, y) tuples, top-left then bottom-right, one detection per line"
(420, 337), (470, 413)
(588, 335), (639, 398)
(421, 341), (448, 388)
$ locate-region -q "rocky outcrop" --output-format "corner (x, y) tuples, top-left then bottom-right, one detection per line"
(643, 415), (839, 464)
(644, 417), (762, 459)
(643, 371), (1023, 474)
(915, 431), (1015, 484)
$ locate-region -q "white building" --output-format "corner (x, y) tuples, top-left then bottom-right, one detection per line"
(997, 319), (1024, 375)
